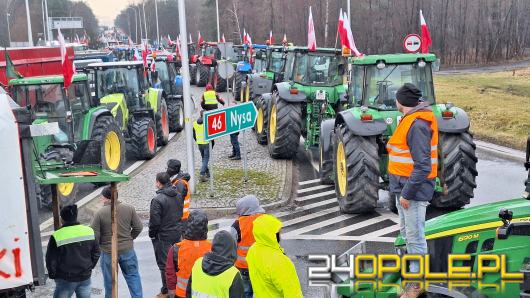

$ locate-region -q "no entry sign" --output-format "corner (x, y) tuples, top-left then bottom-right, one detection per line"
(203, 102), (257, 141)
(403, 34), (422, 53)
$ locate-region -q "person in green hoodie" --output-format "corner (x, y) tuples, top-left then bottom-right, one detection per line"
(246, 214), (303, 298)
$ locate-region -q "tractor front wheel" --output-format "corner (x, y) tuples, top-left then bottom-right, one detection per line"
(267, 93), (301, 159)
(254, 96), (269, 145)
(196, 64), (210, 87)
(319, 131), (334, 185)
(167, 99), (184, 132)
(156, 99), (170, 146)
(131, 118), (157, 160)
(91, 116), (126, 173)
(214, 70), (227, 92)
(334, 125), (379, 213)
(431, 132), (478, 208)
(189, 64), (197, 85)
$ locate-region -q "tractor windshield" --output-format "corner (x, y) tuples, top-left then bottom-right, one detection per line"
(293, 53), (343, 86)
(364, 63), (435, 110)
(155, 61), (169, 81)
(268, 51), (284, 73)
(96, 67), (140, 101)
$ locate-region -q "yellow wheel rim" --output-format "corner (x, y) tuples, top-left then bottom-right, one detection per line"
(58, 183), (74, 197)
(104, 131), (121, 171)
(269, 103), (277, 144)
(245, 82), (250, 102)
(257, 108), (264, 133)
(336, 141), (347, 197)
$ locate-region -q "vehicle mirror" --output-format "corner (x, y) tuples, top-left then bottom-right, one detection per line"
(499, 208), (513, 224)
(525, 135), (530, 169)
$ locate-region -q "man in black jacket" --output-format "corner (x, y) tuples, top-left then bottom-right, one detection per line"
(149, 172), (183, 297)
(46, 205), (100, 298)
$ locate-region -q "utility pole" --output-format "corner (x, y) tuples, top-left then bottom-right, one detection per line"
(25, 0), (34, 46)
(41, 0), (46, 43)
(133, 8), (138, 43)
(135, 6), (143, 43)
(155, 0), (160, 47)
(215, 0), (220, 42)
(177, 0), (196, 193)
(142, 1), (147, 41)
(44, 0), (51, 42)
(6, 13), (11, 46)
(347, 0), (350, 27)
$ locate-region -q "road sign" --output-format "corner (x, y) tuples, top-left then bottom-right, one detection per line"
(403, 34), (421, 53)
(203, 102), (257, 141)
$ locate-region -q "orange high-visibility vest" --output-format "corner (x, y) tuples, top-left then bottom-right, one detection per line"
(175, 239), (212, 297)
(172, 178), (191, 220)
(235, 213), (263, 269)
(386, 110), (439, 179)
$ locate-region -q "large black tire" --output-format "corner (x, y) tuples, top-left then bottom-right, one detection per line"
(213, 70), (227, 92)
(232, 72), (245, 102)
(130, 118), (157, 160)
(38, 148), (79, 208)
(91, 116), (126, 173)
(189, 64), (197, 85)
(267, 93), (301, 159)
(156, 98), (170, 146)
(244, 77), (253, 102)
(431, 132), (478, 208)
(334, 125), (379, 213)
(196, 64), (210, 87)
(319, 130), (334, 185)
(167, 99), (184, 132)
(254, 96), (270, 145)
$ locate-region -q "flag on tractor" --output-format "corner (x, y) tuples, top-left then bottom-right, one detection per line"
(307, 6), (317, 51)
(189, 33), (193, 43)
(128, 37), (134, 47)
(57, 29), (75, 90)
(282, 33), (287, 45)
(166, 34), (174, 46)
(142, 40), (148, 76)
(268, 31), (274, 45)
(150, 60), (156, 72)
(133, 48), (141, 61)
(338, 11), (363, 57)
(176, 34), (182, 60)
(4, 49), (22, 80)
(420, 10), (432, 53)
(75, 34), (80, 44)
(243, 28), (248, 44)
(198, 31), (204, 45)
(82, 30), (90, 45)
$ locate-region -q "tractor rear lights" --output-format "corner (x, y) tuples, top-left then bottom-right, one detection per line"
(290, 88), (299, 94)
(360, 114), (373, 122)
(441, 110), (454, 119)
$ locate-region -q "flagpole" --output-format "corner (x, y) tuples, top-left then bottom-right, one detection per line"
(155, 0), (160, 47)
(24, 0), (34, 46)
(142, 1), (147, 41)
(6, 13), (11, 46)
(347, 0), (350, 27)
(215, 0), (220, 42)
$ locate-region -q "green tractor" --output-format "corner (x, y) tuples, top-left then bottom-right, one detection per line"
(337, 135), (530, 298)
(319, 53), (478, 213)
(9, 74), (126, 208)
(256, 47), (348, 155)
(242, 45), (286, 103)
(87, 61), (170, 160)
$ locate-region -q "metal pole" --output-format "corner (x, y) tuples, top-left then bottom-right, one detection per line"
(136, 7), (143, 43)
(110, 182), (118, 298)
(347, 0), (350, 27)
(133, 8), (138, 43)
(41, 0), (46, 43)
(177, 0), (196, 193)
(51, 187), (60, 230)
(142, 2), (147, 41)
(242, 130), (248, 182)
(155, 0), (160, 47)
(215, 0), (220, 42)
(25, 0), (34, 46)
(208, 142), (214, 197)
(44, 0), (51, 42)
(6, 13), (11, 46)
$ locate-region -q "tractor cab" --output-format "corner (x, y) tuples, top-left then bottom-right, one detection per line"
(147, 53), (181, 96)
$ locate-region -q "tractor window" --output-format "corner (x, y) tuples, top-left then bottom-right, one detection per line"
(350, 65), (364, 106)
(96, 68), (141, 101)
(293, 53), (308, 83)
(155, 62), (169, 81)
(364, 63), (435, 110)
(13, 84), (64, 117)
(268, 51), (284, 74)
(294, 53), (343, 86)
(67, 82), (88, 141)
(283, 53), (296, 81)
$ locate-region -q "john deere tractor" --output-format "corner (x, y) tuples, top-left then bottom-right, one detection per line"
(230, 43), (268, 102)
(242, 45), (286, 103)
(257, 47), (348, 154)
(319, 53), (478, 213)
(9, 74), (125, 208)
(87, 61), (170, 160)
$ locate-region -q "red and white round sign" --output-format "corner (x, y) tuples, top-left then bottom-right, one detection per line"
(403, 34), (422, 53)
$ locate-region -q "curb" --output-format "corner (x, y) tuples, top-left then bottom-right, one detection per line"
(475, 140), (525, 163)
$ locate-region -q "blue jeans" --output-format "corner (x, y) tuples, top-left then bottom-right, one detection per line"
(240, 270), (253, 298)
(53, 278), (91, 298)
(230, 133), (240, 157)
(198, 144), (210, 176)
(396, 195), (429, 273)
(101, 250), (143, 298)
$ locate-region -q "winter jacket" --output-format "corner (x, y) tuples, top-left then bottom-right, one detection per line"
(246, 215), (303, 298)
(201, 93), (225, 111)
(149, 185), (183, 240)
(186, 230), (244, 298)
(389, 103), (436, 201)
(45, 222), (100, 282)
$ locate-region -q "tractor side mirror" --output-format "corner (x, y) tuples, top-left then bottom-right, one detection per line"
(499, 208), (513, 225)
(525, 135), (530, 171)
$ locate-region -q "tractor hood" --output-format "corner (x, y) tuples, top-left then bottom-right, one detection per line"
(395, 198), (530, 246)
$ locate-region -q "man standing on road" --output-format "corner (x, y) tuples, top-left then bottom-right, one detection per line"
(387, 83), (438, 298)
(46, 205), (100, 298)
(201, 83), (225, 111)
(150, 172), (184, 297)
(91, 186), (144, 298)
(167, 159), (192, 222)
(193, 111), (213, 182)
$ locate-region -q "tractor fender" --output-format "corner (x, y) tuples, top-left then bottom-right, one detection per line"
(249, 73), (273, 97)
(436, 105), (471, 133)
(86, 108), (114, 140)
(335, 110), (387, 136)
(275, 82), (307, 103)
(99, 93), (128, 131)
(320, 119), (335, 164)
(147, 88), (164, 113)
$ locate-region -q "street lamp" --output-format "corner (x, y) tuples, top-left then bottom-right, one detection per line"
(154, 0), (159, 46)
(24, 0), (34, 46)
(129, 7), (138, 43)
(142, 1), (147, 42)
(6, 13), (11, 46)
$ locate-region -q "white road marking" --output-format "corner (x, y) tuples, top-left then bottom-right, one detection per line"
(323, 215), (392, 237)
(281, 234), (396, 243)
(282, 207), (340, 227)
(282, 214), (355, 237)
(297, 184), (334, 194)
(296, 190), (336, 202)
(299, 178), (321, 186)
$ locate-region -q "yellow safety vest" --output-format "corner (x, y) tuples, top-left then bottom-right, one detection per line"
(203, 90), (218, 105)
(193, 121), (208, 145)
(191, 257), (239, 298)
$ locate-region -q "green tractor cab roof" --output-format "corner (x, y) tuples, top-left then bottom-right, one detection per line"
(351, 53), (437, 65)
(287, 46), (342, 55)
(9, 73), (88, 86)
(87, 61), (144, 69)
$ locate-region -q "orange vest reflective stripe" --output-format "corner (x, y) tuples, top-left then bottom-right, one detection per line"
(172, 179), (191, 220)
(386, 110), (439, 179)
(235, 213), (263, 269)
(175, 239), (212, 297)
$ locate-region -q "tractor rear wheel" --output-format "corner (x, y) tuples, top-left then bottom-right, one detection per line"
(319, 131), (334, 185)
(267, 93), (301, 159)
(38, 148), (79, 208)
(196, 64), (210, 87)
(156, 98), (170, 146)
(189, 64), (197, 85)
(130, 118), (157, 160)
(214, 70), (227, 92)
(254, 96), (269, 145)
(244, 77), (253, 102)
(167, 99), (184, 132)
(233, 73), (245, 102)
(334, 125), (379, 213)
(431, 132), (478, 208)
(91, 116), (126, 173)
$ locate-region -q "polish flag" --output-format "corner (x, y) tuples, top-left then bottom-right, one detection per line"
(176, 34), (182, 59)
(420, 10), (432, 54)
(339, 12), (363, 57)
(150, 60), (156, 72)
(75, 34), (80, 44)
(198, 31), (204, 45)
(133, 48), (141, 61)
(307, 6), (317, 51)
(189, 33), (193, 44)
(282, 33), (287, 44)
(243, 29), (248, 44)
(268, 31), (274, 45)
(220, 34), (226, 43)
(142, 40), (148, 68)
(57, 29), (75, 90)
(167, 34), (174, 46)
(246, 32), (252, 45)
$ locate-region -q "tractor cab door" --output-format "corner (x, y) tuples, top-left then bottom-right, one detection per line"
(67, 82), (90, 142)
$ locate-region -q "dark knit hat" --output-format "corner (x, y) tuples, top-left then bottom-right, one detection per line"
(102, 186), (114, 200)
(167, 159), (181, 172)
(60, 204), (78, 223)
(396, 83), (422, 107)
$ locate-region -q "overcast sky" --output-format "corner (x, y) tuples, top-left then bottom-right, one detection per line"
(85, 0), (131, 27)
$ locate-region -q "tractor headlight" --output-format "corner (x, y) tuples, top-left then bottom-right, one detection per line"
(418, 60), (426, 68)
(376, 61), (386, 70)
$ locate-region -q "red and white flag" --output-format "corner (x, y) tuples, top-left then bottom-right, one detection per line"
(198, 31), (204, 45)
(268, 30), (274, 45)
(75, 34), (80, 44)
(150, 60), (156, 72)
(142, 40), (148, 68)
(307, 6), (317, 51)
(128, 37), (134, 47)
(57, 29), (75, 90)
(243, 29), (248, 44)
(133, 48), (141, 61)
(420, 10), (432, 54)
(176, 34), (182, 59)
(282, 33), (287, 44)
(167, 34), (174, 46)
(189, 33), (193, 44)
(220, 34), (226, 43)
(246, 32), (252, 45)
(339, 11), (363, 57)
